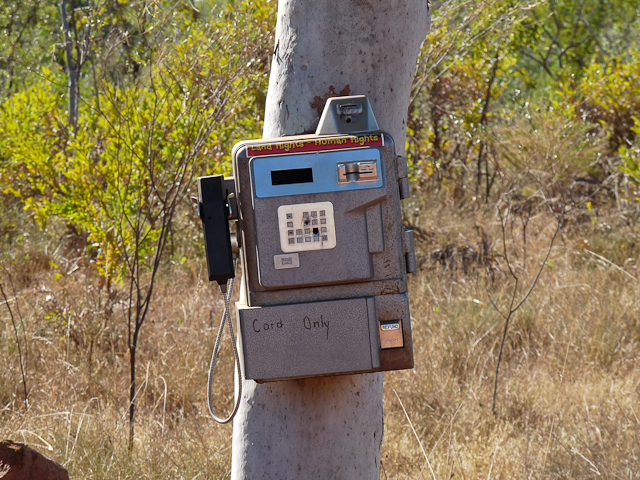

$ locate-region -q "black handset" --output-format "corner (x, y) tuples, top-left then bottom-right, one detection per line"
(198, 175), (234, 288)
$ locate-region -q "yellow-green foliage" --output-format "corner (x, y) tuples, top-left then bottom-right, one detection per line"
(0, 0), (274, 285)
(0, 73), (64, 214)
(408, 0), (640, 206)
(553, 48), (640, 192)
(619, 117), (640, 185)
(408, 0), (524, 193)
(562, 47), (640, 153)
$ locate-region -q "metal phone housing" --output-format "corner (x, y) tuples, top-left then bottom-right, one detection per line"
(203, 96), (416, 382)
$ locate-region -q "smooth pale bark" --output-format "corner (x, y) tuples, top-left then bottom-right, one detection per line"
(231, 1), (430, 478)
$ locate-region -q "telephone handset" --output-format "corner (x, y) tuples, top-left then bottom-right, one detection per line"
(197, 174), (235, 291)
(198, 175), (242, 424)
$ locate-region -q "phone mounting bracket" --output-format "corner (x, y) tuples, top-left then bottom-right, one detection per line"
(315, 95), (379, 135)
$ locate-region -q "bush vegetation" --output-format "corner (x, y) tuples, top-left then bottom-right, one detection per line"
(1, 0), (639, 478)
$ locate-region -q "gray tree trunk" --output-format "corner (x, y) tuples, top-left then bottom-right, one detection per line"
(59, 0), (78, 134)
(231, 1), (430, 478)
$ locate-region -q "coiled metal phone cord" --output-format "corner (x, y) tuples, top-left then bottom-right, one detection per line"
(207, 259), (242, 424)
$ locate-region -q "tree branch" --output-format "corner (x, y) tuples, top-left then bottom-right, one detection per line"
(491, 205), (564, 413)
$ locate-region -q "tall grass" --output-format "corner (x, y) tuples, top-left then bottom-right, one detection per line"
(0, 226), (237, 477)
(2, 199), (639, 478)
(382, 203), (640, 479)
(2, 137), (640, 478)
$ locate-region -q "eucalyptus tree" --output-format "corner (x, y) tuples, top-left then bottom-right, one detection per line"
(230, 1), (431, 478)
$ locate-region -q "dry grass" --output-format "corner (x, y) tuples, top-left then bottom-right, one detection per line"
(2, 197), (640, 479)
(382, 204), (640, 479)
(0, 208), (237, 477)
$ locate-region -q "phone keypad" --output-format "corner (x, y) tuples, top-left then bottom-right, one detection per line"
(278, 202), (336, 253)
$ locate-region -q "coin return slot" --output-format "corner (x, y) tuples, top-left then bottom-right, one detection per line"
(379, 320), (404, 349)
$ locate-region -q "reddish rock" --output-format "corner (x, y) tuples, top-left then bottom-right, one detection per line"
(0, 440), (69, 480)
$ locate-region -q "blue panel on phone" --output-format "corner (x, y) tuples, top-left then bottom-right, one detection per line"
(251, 149), (383, 198)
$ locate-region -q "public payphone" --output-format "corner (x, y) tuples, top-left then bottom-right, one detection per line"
(198, 96), (416, 388)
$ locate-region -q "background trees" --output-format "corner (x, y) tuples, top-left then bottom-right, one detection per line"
(1, 0), (275, 451)
(405, 0), (640, 212)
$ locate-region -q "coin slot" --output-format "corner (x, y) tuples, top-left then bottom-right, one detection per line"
(337, 103), (363, 115)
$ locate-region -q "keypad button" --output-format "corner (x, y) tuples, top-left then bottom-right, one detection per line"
(288, 230), (294, 236)
(286, 213), (293, 219)
(321, 227), (327, 233)
(322, 235), (328, 241)
(311, 211), (317, 217)
(304, 228), (310, 234)
(287, 221), (293, 227)
(312, 219), (318, 225)
(288, 238), (295, 244)
(319, 210), (325, 216)
(296, 229), (302, 235)
(297, 238), (303, 243)
(305, 237), (311, 242)
(303, 212), (309, 218)
(313, 236), (319, 242)
(320, 218), (326, 225)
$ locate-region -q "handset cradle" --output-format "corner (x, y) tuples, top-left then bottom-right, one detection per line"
(197, 175), (234, 289)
